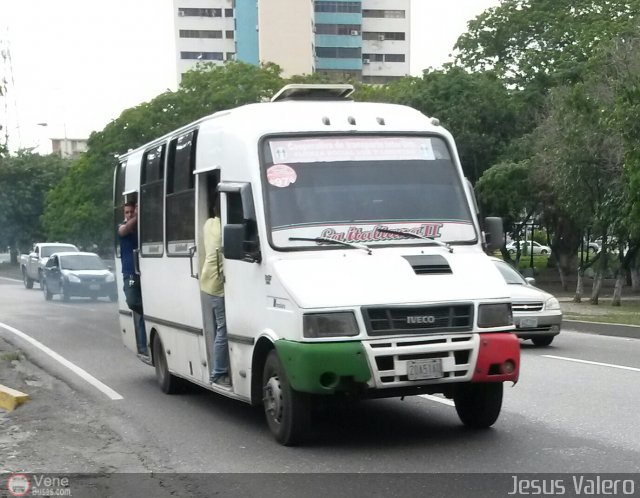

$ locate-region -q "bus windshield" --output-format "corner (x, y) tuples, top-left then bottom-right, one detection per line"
(262, 135), (477, 249)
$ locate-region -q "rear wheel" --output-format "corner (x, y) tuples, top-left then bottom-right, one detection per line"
(22, 269), (34, 289)
(153, 334), (181, 394)
(532, 335), (554, 347)
(454, 382), (503, 429)
(42, 281), (52, 301)
(262, 350), (310, 446)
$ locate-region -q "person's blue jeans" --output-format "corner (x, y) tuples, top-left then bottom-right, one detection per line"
(201, 292), (229, 378)
(123, 274), (147, 355)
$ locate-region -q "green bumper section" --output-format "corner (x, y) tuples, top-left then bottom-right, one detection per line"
(274, 340), (372, 395)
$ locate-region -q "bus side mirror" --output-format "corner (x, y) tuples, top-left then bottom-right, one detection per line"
(484, 217), (504, 252)
(223, 224), (245, 261)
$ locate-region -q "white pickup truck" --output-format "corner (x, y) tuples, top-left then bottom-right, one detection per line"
(20, 242), (79, 288)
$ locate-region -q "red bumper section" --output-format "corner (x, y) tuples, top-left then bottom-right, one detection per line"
(471, 332), (520, 383)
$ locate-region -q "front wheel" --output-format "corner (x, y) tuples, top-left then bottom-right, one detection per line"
(153, 334), (181, 394)
(454, 382), (503, 429)
(62, 285), (71, 302)
(532, 336), (554, 347)
(541, 249), (549, 255)
(42, 281), (52, 301)
(23, 269), (34, 289)
(262, 350), (310, 446)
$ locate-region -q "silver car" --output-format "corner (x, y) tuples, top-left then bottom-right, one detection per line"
(491, 257), (562, 346)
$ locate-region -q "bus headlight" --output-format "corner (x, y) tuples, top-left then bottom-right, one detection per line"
(478, 303), (513, 328)
(303, 312), (359, 338)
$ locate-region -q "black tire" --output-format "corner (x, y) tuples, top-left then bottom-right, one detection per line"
(62, 286), (71, 302)
(153, 334), (181, 394)
(454, 382), (503, 429)
(42, 281), (52, 301)
(532, 335), (554, 347)
(262, 350), (310, 446)
(22, 268), (34, 289)
(541, 249), (548, 255)
(508, 249), (515, 255)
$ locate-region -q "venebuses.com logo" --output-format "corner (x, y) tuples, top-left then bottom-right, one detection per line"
(7, 474), (30, 497)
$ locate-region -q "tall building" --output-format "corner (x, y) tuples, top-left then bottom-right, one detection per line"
(173, 0), (236, 82)
(173, 0), (410, 83)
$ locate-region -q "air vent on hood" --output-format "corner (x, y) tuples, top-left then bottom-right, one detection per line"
(402, 255), (452, 275)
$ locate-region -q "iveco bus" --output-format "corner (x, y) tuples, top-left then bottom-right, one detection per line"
(113, 84), (519, 445)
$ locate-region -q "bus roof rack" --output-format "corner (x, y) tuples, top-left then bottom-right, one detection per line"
(271, 84), (355, 102)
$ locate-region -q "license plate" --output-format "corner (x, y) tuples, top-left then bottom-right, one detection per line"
(520, 317), (538, 328)
(89, 284), (100, 291)
(407, 359), (444, 381)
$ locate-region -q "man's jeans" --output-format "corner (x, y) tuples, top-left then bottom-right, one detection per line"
(201, 292), (229, 378)
(123, 274), (147, 355)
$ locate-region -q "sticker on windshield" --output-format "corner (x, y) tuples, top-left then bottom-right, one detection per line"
(267, 164), (297, 188)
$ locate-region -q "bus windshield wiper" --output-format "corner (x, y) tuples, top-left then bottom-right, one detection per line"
(376, 227), (453, 253)
(289, 236), (372, 255)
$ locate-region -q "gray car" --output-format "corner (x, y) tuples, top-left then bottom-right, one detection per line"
(491, 257), (562, 346)
(42, 252), (117, 302)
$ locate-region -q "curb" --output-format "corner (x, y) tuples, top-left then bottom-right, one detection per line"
(563, 319), (640, 340)
(0, 383), (30, 411)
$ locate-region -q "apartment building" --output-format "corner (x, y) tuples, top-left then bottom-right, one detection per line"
(173, 0), (236, 82)
(50, 138), (88, 159)
(173, 0), (410, 83)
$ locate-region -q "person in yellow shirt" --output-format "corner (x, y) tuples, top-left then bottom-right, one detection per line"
(200, 195), (230, 388)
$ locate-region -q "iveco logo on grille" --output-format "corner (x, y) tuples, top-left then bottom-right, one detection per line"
(407, 315), (436, 324)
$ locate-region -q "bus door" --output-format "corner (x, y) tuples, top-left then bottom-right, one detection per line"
(194, 169), (221, 382)
(113, 158), (141, 354)
(138, 130), (205, 381)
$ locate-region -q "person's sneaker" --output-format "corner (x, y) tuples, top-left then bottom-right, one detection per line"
(211, 375), (232, 388)
(137, 353), (152, 364)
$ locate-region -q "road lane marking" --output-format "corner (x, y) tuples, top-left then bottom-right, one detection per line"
(543, 355), (640, 373)
(419, 394), (455, 406)
(0, 321), (124, 400)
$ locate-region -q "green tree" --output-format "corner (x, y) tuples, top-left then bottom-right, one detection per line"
(455, 0), (640, 89)
(0, 151), (68, 260)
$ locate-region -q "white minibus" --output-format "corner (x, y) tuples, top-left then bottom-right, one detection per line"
(113, 84), (519, 445)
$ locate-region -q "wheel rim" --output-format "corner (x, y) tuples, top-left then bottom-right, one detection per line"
(263, 375), (283, 424)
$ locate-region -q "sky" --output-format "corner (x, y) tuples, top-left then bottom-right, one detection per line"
(0, 0), (499, 154)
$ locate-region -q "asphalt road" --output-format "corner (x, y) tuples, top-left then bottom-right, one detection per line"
(1, 275), (639, 481)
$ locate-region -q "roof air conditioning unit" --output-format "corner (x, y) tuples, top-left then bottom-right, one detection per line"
(378, 34), (385, 41)
(350, 30), (359, 36)
(363, 58), (370, 64)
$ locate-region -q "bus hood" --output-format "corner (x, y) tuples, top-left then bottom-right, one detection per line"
(272, 252), (509, 309)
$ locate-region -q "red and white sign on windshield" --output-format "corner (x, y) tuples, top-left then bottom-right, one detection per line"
(269, 137), (436, 164)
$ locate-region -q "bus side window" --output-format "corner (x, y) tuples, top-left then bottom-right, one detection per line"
(166, 130), (197, 256)
(140, 145), (165, 257)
